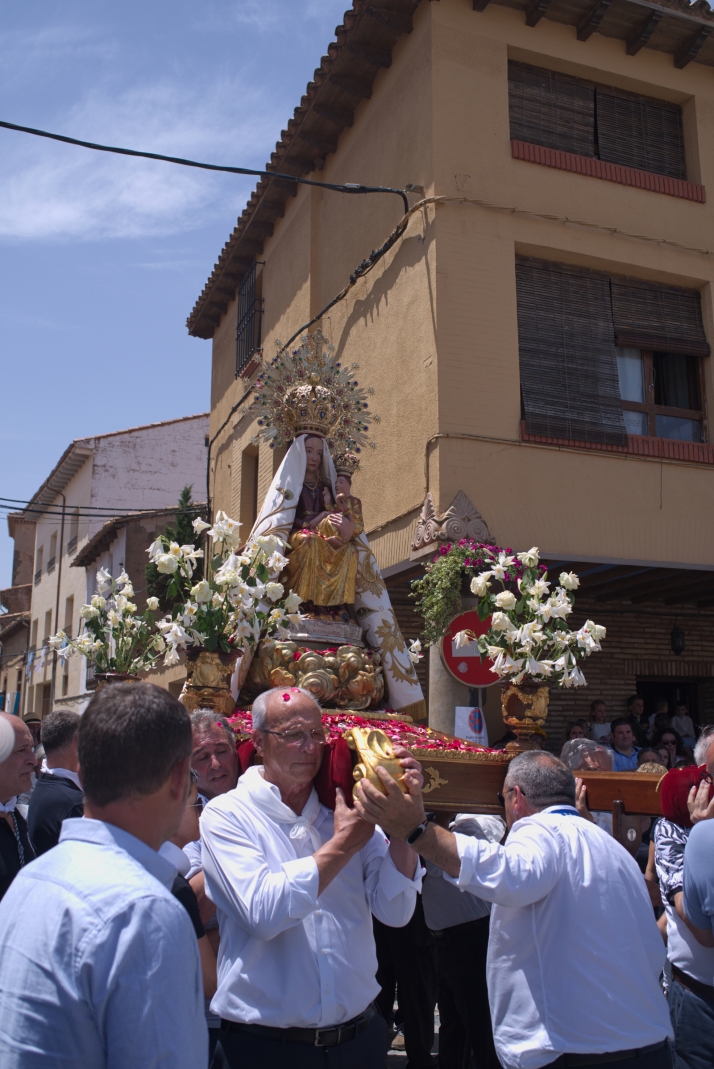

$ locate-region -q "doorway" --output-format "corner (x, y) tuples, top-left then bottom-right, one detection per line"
(636, 679), (700, 728)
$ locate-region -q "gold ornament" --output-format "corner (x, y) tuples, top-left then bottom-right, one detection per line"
(344, 727), (408, 797)
(179, 649), (240, 716)
(251, 330), (379, 452)
(333, 451), (361, 477)
(244, 639), (385, 711)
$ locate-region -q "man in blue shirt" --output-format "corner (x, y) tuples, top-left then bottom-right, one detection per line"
(0, 682), (207, 1069)
(610, 718), (641, 772)
(681, 735), (714, 1069)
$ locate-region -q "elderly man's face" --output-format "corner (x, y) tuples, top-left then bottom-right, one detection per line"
(253, 691), (325, 790)
(0, 717), (36, 804)
(191, 724), (239, 799)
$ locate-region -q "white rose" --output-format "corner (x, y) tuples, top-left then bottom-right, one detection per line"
(156, 554), (179, 574)
(124, 602), (137, 615)
(559, 571), (580, 591)
(79, 604), (99, 621)
(146, 597), (160, 611)
(265, 581), (284, 602)
(190, 579), (212, 604)
(491, 611), (512, 632)
(493, 590), (517, 610)
(90, 595), (106, 610)
(470, 573), (491, 597)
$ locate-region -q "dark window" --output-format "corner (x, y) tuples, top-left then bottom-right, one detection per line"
(516, 257), (709, 445)
(235, 261), (264, 377)
(509, 61), (686, 181)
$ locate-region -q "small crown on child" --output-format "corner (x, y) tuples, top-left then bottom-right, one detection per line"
(333, 452), (360, 477)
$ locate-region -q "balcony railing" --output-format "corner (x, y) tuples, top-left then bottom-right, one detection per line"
(34, 570), (42, 585)
(67, 535), (77, 553)
(46, 557), (56, 575)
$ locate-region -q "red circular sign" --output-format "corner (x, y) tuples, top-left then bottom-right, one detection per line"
(440, 610), (499, 687)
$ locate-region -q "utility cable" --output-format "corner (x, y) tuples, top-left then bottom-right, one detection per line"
(0, 120), (410, 214)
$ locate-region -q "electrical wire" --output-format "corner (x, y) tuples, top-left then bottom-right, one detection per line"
(0, 120), (410, 214)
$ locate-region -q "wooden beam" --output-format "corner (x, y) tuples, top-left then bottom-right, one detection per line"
(473, 0), (491, 10)
(525, 0), (553, 28)
(346, 41), (392, 68)
(674, 25), (712, 69)
(312, 104), (354, 128)
(366, 6), (413, 35)
(329, 74), (372, 100)
(626, 10), (662, 55)
(576, 0), (612, 41)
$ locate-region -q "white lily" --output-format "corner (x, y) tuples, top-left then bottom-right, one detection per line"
(96, 567), (113, 594)
(284, 591), (303, 614)
(192, 517), (211, 535)
(190, 579), (212, 604)
(517, 547), (540, 567)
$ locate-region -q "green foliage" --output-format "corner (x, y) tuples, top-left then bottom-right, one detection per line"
(145, 486), (205, 613)
(411, 542), (502, 646)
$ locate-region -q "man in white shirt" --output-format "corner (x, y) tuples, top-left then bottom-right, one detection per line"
(201, 686), (422, 1068)
(354, 750), (673, 1069)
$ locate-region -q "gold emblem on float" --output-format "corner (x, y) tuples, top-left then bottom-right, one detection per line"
(344, 728), (408, 797)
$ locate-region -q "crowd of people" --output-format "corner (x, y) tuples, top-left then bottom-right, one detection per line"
(561, 695), (700, 770)
(0, 684), (711, 1068)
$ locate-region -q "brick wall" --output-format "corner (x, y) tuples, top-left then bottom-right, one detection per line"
(544, 598), (714, 752)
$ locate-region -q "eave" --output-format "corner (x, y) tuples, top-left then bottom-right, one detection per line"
(188, 0), (714, 342)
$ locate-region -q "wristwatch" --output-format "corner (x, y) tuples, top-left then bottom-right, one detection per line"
(406, 812), (436, 845)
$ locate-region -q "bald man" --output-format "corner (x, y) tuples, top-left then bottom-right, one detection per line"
(0, 714), (36, 900)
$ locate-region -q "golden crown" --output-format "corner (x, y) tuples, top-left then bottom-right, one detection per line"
(333, 452), (360, 477)
(252, 330), (379, 452)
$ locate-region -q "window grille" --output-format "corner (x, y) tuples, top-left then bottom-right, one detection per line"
(235, 262), (264, 377)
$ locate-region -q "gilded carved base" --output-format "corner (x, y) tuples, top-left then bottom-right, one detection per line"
(344, 727), (407, 797)
(179, 649), (241, 716)
(246, 639), (384, 710)
(500, 682), (549, 753)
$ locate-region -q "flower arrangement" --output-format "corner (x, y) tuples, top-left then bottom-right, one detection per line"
(413, 541), (605, 688)
(50, 570), (164, 675)
(147, 510), (302, 665)
(228, 709), (493, 754)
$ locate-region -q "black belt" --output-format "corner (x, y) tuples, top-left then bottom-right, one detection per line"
(672, 964), (714, 1006)
(549, 1040), (668, 1067)
(220, 1003), (376, 1047)
(429, 915), (490, 938)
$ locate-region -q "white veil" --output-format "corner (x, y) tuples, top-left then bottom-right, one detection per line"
(246, 435), (425, 718)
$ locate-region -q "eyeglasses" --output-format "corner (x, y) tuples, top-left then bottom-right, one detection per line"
(186, 800), (203, 811)
(262, 728), (327, 748)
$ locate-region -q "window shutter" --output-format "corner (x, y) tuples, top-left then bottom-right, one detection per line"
(509, 61), (595, 158)
(610, 278), (710, 357)
(596, 89), (686, 180)
(516, 258), (627, 446)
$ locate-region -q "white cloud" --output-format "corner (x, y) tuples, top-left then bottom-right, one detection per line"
(0, 77), (282, 241)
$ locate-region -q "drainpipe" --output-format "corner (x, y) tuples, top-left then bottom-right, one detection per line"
(49, 493), (66, 709)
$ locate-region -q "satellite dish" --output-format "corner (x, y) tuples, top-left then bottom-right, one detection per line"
(0, 717), (15, 765)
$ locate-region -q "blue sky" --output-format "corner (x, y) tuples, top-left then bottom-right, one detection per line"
(0, 0), (350, 588)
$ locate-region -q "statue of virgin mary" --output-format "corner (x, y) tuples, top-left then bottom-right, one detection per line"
(242, 332), (426, 720)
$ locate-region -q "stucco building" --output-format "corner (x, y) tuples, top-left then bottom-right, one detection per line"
(190, 0), (714, 747)
(15, 414), (208, 719)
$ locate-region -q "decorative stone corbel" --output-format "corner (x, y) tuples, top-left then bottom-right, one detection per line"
(410, 491), (492, 559)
